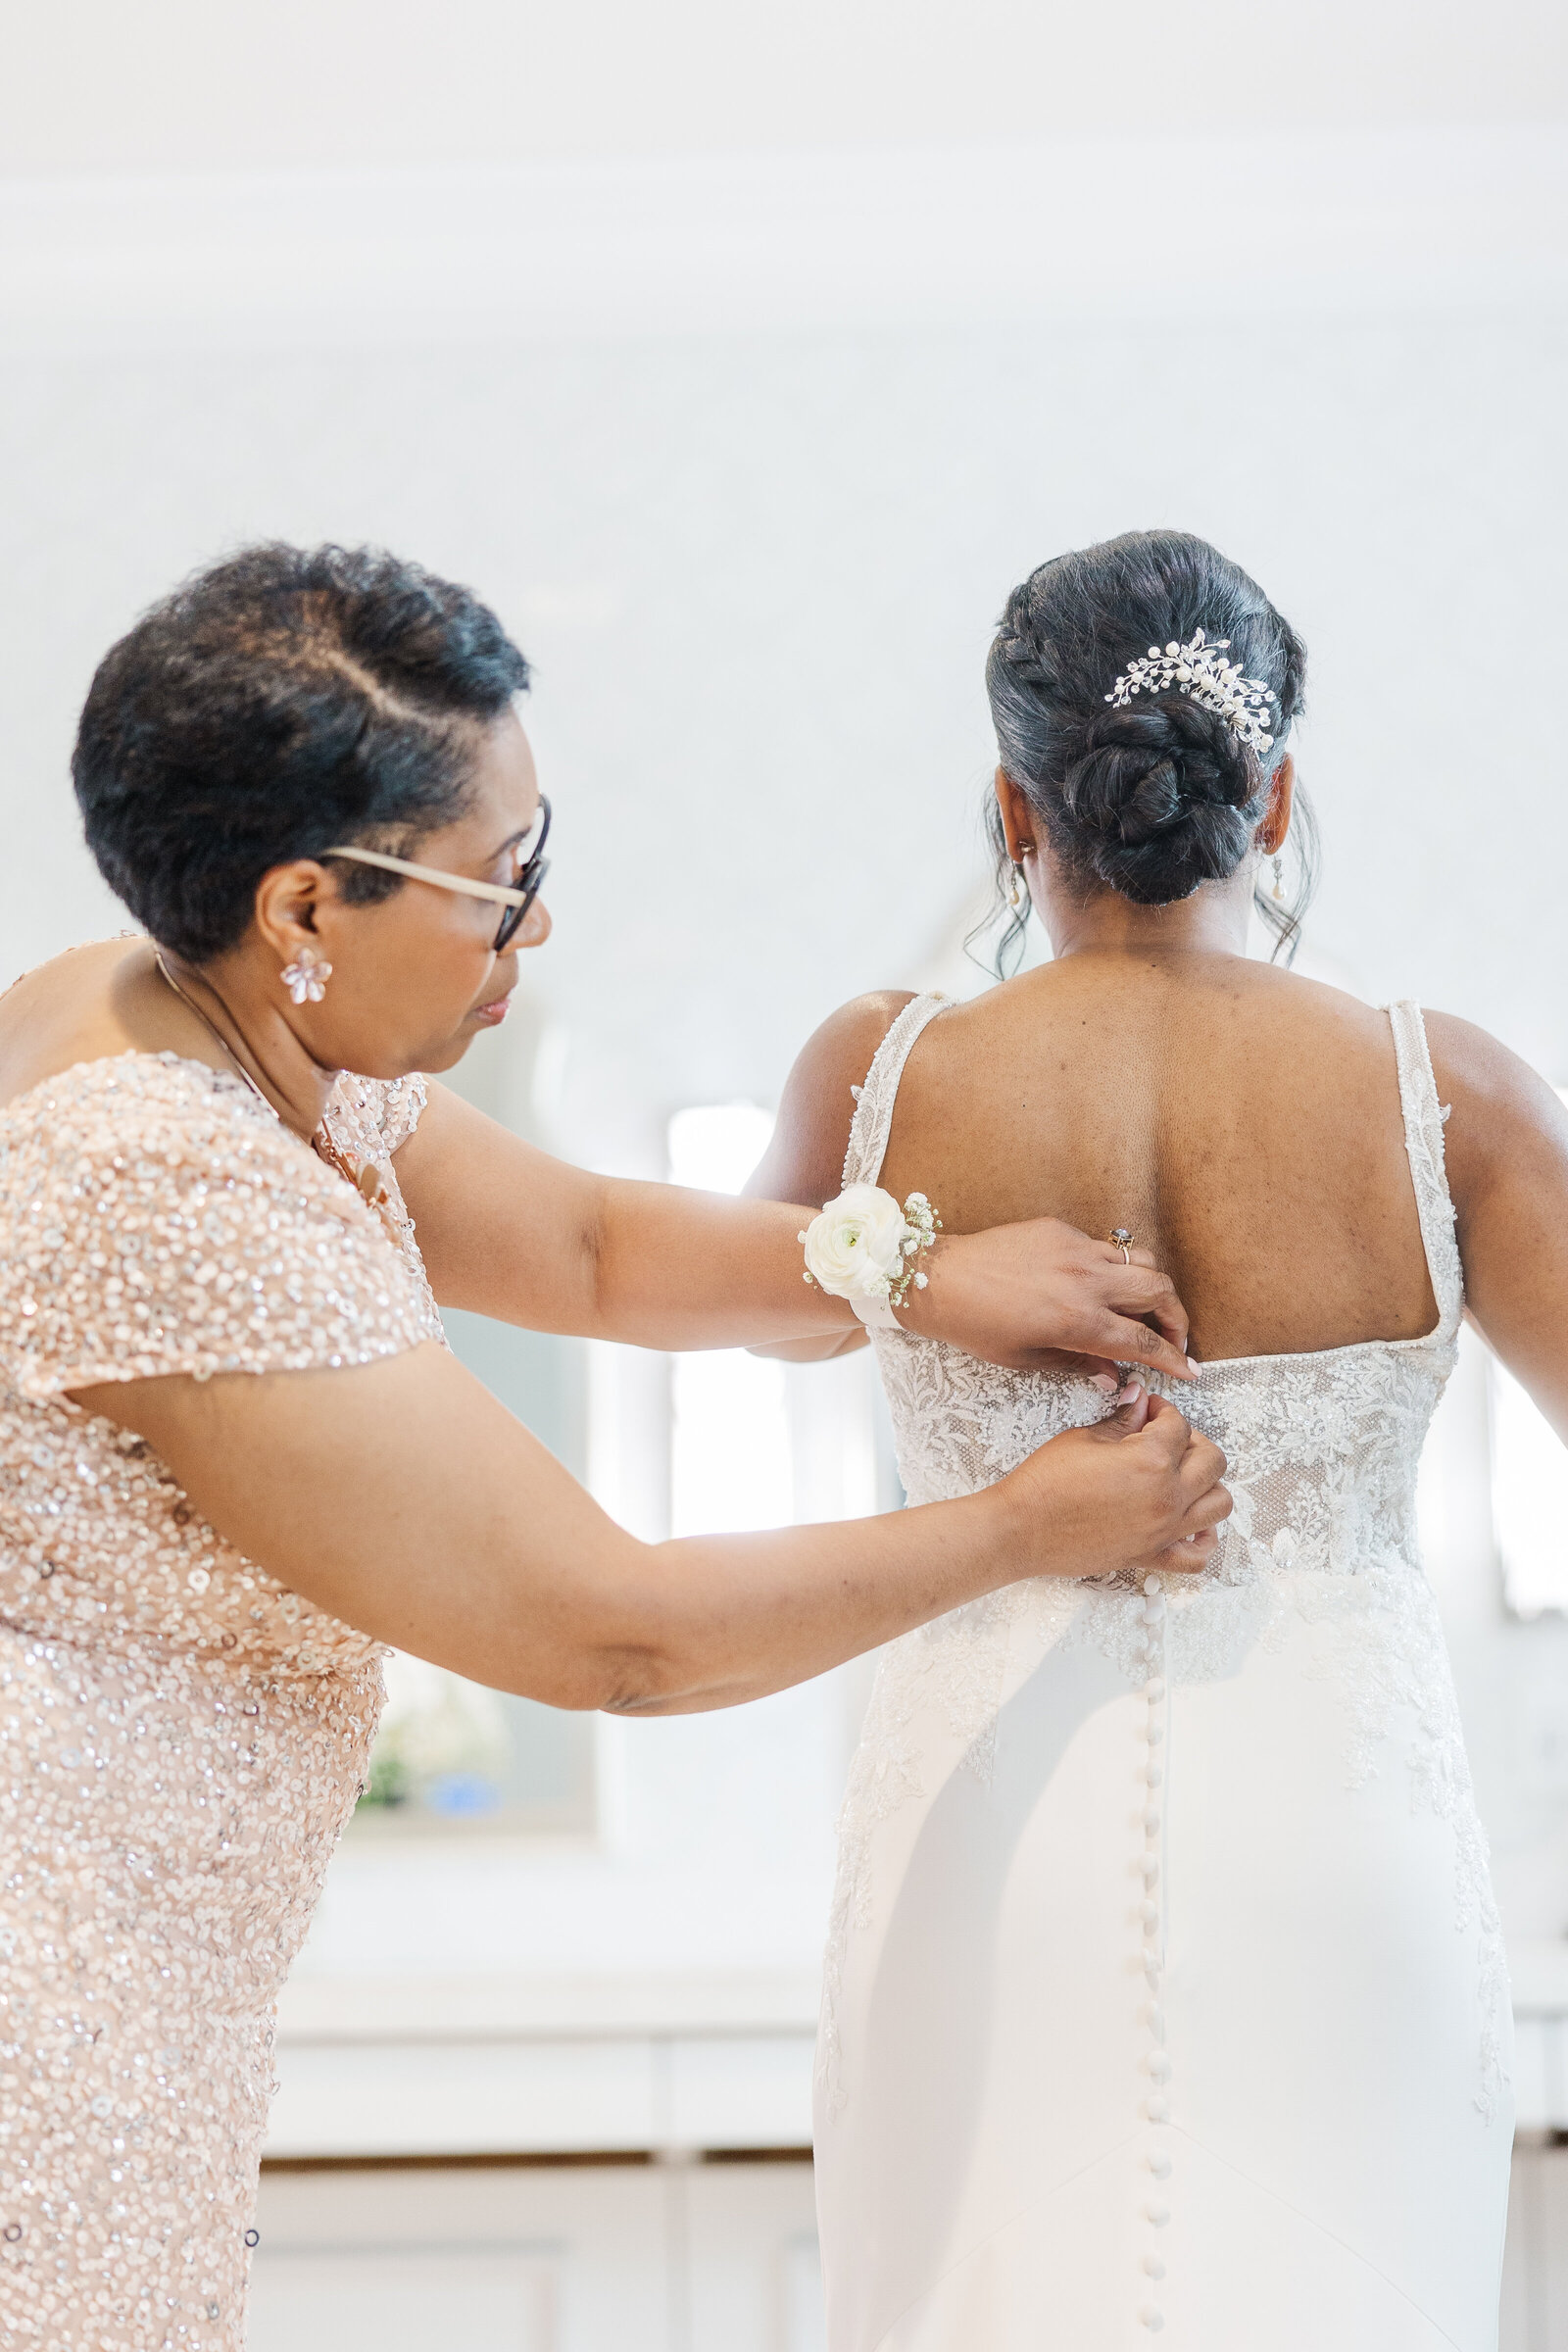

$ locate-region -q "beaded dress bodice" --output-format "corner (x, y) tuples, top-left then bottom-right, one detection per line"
(820, 995), (1507, 2131)
(0, 1052), (442, 2351)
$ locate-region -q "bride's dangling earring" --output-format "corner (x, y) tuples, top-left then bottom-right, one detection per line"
(1271, 853), (1286, 906)
(1007, 862), (1027, 910)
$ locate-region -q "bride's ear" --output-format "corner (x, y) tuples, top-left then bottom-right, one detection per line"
(994, 767), (1036, 864)
(1254, 754), (1297, 856)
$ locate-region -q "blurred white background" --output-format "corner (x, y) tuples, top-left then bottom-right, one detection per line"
(4, 3), (1568, 2345)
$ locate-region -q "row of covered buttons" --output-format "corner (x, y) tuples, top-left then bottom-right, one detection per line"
(1135, 1574), (1170, 2331)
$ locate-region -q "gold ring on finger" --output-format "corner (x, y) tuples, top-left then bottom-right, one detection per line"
(1107, 1226), (1134, 1264)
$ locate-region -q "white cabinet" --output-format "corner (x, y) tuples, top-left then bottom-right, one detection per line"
(1501, 2139), (1568, 2352)
(266, 1971), (820, 2161)
(250, 2160), (823, 2352)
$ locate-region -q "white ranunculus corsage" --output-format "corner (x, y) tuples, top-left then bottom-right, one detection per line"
(799, 1185), (942, 1330)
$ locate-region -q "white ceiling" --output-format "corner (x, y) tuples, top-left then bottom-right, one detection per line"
(7, 132), (1564, 356)
(4, 0), (1565, 181)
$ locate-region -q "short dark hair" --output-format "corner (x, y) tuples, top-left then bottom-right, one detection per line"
(983, 529), (1314, 967)
(74, 542), (531, 961)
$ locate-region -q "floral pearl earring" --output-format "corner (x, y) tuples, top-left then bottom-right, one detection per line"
(1271, 853), (1286, 905)
(280, 944), (332, 1005)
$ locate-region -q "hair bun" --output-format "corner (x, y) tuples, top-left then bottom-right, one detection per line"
(1058, 698), (1259, 906)
(983, 531), (1307, 941)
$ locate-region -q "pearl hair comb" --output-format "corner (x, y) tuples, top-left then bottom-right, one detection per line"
(1104, 628), (1276, 757)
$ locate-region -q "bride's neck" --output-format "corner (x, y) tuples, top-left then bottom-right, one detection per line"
(1037, 862), (1255, 961)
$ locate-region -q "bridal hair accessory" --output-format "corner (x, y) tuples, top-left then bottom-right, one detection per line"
(800, 1184), (942, 1330)
(1104, 629), (1276, 757)
(280, 945), (332, 1005)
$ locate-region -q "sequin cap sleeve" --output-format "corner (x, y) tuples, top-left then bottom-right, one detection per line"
(0, 1053), (442, 1403)
(333, 1067), (429, 1158)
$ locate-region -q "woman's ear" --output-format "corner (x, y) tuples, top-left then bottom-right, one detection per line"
(994, 767), (1036, 864)
(1255, 754), (1297, 856)
(251, 859), (331, 964)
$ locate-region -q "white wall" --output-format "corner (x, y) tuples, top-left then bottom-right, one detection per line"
(5, 0), (1563, 176)
(5, 143), (1568, 1174)
(3, 21), (1568, 2188)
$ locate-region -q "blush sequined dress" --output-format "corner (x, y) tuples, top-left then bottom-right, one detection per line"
(0, 1051), (443, 2350)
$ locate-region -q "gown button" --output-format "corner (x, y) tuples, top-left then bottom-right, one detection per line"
(1140, 2308), (1165, 2331)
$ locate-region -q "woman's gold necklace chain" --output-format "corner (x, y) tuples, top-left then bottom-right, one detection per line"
(153, 952), (273, 1110)
(154, 950), (400, 1232)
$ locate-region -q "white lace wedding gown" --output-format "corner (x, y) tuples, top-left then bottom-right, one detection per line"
(813, 996), (1512, 2351)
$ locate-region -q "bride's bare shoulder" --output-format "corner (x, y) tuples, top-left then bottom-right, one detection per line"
(1424, 1007), (1568, 1205)
(1424, 1006), (1546, 1092)
(747, 990), (919, 1207)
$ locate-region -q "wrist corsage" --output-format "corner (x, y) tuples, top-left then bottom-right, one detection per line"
(799, 1184), (942, 1331)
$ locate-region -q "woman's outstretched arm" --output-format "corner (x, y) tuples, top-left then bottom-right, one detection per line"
(395, 1032), (1194, 1383)
(743, 990), (1195, 1369)
(73, 1351), (1228, 1715)
(1428, 1012), (1568, 1440)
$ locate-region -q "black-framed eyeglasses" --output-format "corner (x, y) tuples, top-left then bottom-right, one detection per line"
(320, 796), (553, 952)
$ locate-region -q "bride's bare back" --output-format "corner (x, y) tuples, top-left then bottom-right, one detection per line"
(760, 940), (1568, 1428)
(876, 954), (1436, 1365)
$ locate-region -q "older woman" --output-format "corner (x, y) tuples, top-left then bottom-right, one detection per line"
(0, 544), (1226, 2351)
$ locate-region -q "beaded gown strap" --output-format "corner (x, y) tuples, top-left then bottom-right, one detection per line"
(841, 993), (952, 1189)
(1388, 999), (1464, 1339)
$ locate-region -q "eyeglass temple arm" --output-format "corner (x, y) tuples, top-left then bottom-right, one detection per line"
(318, 845), (530, 909)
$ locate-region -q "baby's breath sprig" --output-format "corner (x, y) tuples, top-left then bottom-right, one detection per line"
(886, 1192), (942, 1310)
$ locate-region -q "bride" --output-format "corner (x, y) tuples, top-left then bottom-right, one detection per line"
(751, 528), (1565, 2348)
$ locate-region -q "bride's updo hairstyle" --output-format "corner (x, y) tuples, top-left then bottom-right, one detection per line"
(984, 529), (1315, 969)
